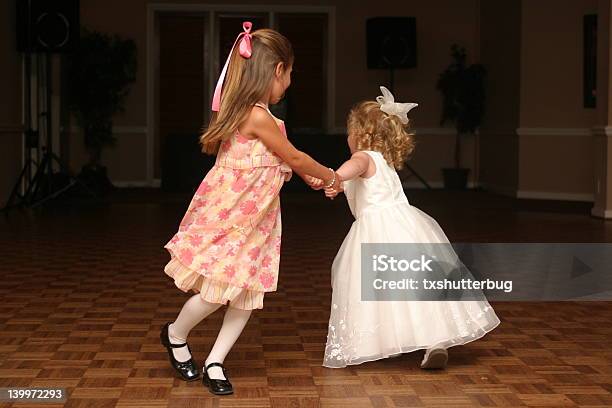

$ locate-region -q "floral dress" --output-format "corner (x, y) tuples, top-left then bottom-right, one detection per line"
(164, 104), (292, 310)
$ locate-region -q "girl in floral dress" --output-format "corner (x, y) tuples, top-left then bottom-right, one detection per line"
(159, 23), (342, 395)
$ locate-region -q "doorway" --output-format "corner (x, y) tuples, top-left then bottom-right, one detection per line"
(150, 5), (334, 189)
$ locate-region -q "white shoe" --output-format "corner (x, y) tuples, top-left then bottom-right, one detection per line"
(420, 348), (448, 369)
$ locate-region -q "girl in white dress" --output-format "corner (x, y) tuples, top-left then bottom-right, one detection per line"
(312, 87), (500, 369)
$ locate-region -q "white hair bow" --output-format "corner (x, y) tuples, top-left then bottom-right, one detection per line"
(376, 86), (418, 125)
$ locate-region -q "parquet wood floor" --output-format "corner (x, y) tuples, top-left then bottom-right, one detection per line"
(0, 190), (611, 407)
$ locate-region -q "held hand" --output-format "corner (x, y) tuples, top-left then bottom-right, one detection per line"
(280, 163), (292, 182)
(324, 186), (340, 199)
(324, 172), (343, 200)
(305, 175), (324, 190)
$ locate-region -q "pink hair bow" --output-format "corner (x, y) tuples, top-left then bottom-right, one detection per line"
(211, 21), (253, 112)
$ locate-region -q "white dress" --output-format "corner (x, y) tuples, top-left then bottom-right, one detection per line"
(323, 150), (500, 368)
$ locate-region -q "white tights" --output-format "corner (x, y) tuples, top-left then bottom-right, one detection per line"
(167, 294), (252, 380)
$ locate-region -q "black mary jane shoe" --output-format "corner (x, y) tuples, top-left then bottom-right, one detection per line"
(159, 322), (200, 381)
(202, 362), (233, 395)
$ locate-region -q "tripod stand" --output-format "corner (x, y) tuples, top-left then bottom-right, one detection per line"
(387, 70), (432, 190)
(2, 51), (95, 212)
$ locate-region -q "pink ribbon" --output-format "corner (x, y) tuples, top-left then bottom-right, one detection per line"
(211, 21), (253, 112)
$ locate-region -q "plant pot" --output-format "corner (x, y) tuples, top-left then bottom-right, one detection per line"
(442, 168), (470, 190)
(78, 164), (115, 196)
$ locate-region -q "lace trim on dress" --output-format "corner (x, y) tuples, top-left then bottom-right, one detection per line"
(324, 303), (380, 364)
(323, 301), (499, 367)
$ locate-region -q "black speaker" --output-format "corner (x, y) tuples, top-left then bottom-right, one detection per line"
(16, 0), (80, 53)
(367, 17), (416, 69)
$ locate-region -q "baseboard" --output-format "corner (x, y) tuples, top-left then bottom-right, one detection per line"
(402, 180), (443, 189)
(591, 126), (612, 137)
(516, 127), (591, 137)
(516, 190), (594, 202)
(112, 180), (150, 188)
(112, 177), (595, 205)
(0, 124), (23, 134)
(480, 183), (518, 197)
(591, 206), (612, 219)
(69, 125), (148, 135)
(472, 183), (595, 203)
(401, 180), (481, 189)
(329, 127), (456, 135)
(113, 179), (161, 188)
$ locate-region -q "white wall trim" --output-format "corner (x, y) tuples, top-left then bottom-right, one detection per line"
(591, 126), (612, 137)
(480, 183), (517, 198)
(333, 127), (600, 137)
(414, 127), (457, 135)
(149, 4), (336, 13)
(330, 126), (457, 135)
(401, 180), (482, 189)
(401, 181), (594, 203)
(113, 180), (149, 188)
(112, 126), (148, 134)
(113, 178), (161, 188)
(516, 127), (591, 136)
(402, 180), (442, 189)
(68, 126), (148, 134)
(591, 206), (612, 219)
(479, 183), (595, 203)
(516, 190), (594, 202)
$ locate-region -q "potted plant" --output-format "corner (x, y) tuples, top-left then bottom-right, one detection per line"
(65, 27), (137, 194)
(436, 44), (485, 189)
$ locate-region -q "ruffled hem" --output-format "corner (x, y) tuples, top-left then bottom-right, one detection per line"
(322, 317), (501, 368)
(164, 257), (264, 310)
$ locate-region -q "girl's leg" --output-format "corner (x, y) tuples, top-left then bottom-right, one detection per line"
(168, 294), (222, 362)
(205, 306), (253, 379)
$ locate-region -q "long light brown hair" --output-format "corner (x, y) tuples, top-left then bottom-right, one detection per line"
(347, 101), (415, 170)
(200, 29), (294, 154)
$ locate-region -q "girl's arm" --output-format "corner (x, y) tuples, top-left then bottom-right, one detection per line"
(312, 151), (370, 184)
(245, 108), (342, 190)
(322, 152), (370, 199)
(335, 151), (370, 181)
(304, 175), (324, 190)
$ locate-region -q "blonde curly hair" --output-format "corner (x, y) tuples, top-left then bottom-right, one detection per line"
(347, 101), (415, 170)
